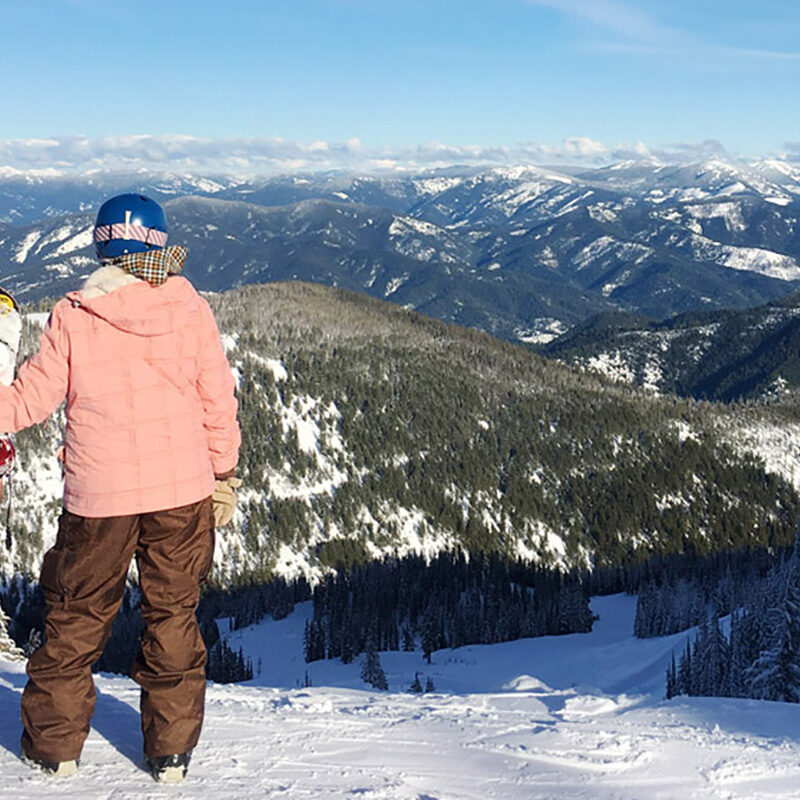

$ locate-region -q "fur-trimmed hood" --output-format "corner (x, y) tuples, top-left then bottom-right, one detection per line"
(81, 265), (141, 300)
(67, 267), (196, 338)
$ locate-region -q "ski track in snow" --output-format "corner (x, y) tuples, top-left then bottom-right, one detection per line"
(2, 595), (800, 799)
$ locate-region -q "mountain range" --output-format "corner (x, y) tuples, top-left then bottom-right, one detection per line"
(3, 164), (800, 798)
(3, 159), (800, 344)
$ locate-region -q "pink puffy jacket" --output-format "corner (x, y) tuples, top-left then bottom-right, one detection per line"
(0, 274), (240, 517)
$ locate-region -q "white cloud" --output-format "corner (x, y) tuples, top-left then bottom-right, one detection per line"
(562, 136), (608, 157)
(0, 134), (761, 176)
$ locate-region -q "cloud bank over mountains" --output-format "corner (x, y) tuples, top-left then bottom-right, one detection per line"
(0, 134), (790, 176)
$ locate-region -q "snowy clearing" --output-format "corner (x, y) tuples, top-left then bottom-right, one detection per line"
(2, 594), (800, 798)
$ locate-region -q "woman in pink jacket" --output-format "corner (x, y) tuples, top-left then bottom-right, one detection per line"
(0, 194), (241, 784)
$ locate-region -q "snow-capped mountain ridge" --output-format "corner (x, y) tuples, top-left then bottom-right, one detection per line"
(3, 157), (800, 345)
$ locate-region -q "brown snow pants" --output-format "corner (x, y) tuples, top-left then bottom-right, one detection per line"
(20, 497), (215, 763)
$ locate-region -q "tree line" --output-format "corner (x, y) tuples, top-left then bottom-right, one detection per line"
(302, 551), (594, 665)
(663, 533), (800, 703)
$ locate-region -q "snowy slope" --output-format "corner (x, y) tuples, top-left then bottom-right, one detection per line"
(2, 595), (800, 799)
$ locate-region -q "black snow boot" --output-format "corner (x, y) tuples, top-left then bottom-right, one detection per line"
(146, 751), (192, 783)
(23, 756), (78, 777)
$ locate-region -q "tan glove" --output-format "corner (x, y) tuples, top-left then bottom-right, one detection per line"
(212, 476), (242, 527)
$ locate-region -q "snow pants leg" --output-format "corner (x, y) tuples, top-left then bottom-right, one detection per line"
(20, 497), (214, 763)
(132, 500), (215, 758)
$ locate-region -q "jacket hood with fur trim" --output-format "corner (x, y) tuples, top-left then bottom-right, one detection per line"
(66, 266), (196, 338)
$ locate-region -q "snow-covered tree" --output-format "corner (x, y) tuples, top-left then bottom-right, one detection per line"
(0, 606), (23, 662)
(701, 615), (729, 696)
(361, 647), (388, 690)
(746, 566), (800, 703)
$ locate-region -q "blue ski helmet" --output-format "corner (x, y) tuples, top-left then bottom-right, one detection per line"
(93, 194), (168, 260)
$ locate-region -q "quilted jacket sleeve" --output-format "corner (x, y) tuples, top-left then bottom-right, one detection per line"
(196, 298), (241, 476)
(0, 302), (69, 432)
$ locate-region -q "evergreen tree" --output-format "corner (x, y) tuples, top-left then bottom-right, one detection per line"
(746, 564), (800, 703)
(360, 646), (388, 690)
(702, 615), (729, 697)
(303, 620), (313, 663)
(633, 582), (652, 638)
(691, 620), (707, 696)
(206, 640), (254, 683)
(726, 609), (746, 698)
(665, 653), (678, 700)
(340, 628), (355, 664)
(689, 593), (706, 627)
(421, 602), (439, 664)
(677, 641), (692, 697)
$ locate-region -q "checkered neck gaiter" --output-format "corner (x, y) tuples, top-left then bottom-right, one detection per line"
(104, 245), (187, 287)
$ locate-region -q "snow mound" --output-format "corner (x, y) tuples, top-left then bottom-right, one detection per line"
(503, 674), (554, 693)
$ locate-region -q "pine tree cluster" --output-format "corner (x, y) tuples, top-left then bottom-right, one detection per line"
(303, 551), (593, 664)
(198, 576), (311, 632)
(0, 574), (307, 684)
(360, 646), (388, 690)
(633, 548), (779, 638)
(0, 574), (43, 653)
(206, 638), (254, 683)
(408, 672), (435, 693)
(665, 535), (800, 703)
(0, 606), (23, 661)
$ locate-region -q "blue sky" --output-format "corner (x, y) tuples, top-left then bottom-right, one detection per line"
(1, 0), (799, 171)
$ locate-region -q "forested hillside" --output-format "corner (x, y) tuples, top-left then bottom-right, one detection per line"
(543, 293), (800, 401)
(1, 281), (798, 590)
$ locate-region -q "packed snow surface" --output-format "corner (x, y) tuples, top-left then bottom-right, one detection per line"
(2, 594), (800, 798)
